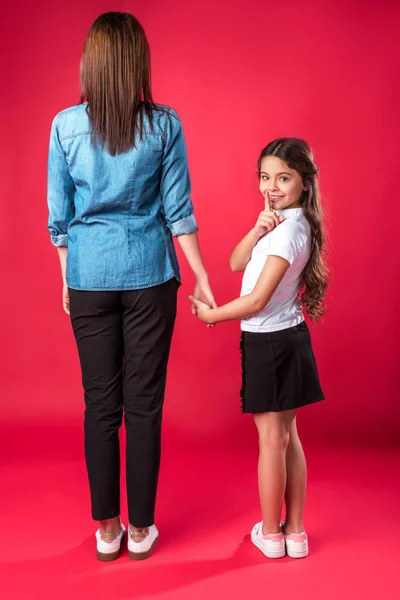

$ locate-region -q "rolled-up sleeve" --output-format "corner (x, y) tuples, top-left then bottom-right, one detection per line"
(160, 109), (198, 237)
(47, 115), (75, 247)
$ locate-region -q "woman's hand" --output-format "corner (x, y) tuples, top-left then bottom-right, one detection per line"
(189, 295), (213, 324)
(62, 283), (70, 315)
(191, 277), (217, 315)
(253, 209), (284, 238)
(191, 277), (217, 327)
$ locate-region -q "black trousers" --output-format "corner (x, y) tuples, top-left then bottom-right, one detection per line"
(69, 278), (178, 527)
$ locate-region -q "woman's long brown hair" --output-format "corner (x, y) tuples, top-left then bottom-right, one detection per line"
(80, 12), (160, 155)
(258, 138), (328, 321)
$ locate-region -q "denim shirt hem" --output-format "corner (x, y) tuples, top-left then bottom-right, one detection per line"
(66, 274), (181, 292)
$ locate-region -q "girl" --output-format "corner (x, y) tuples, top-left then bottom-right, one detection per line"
(47, 12), (216, 561)
(190, 138), (327, 559)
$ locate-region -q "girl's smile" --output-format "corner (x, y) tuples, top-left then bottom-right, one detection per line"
(269, 194), (285, 204)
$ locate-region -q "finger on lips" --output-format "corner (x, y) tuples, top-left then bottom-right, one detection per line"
(259, 212), (280, 230)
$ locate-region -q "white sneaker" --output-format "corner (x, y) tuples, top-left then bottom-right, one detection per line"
(251, 521), (285, 559)
(128, 524), (159, 560)
(95, 523), (126, 561)
(280, 520), (309, 558)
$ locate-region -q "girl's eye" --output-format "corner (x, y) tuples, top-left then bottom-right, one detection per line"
(261, 175), (269, 181)
(280, 177), (288, 182)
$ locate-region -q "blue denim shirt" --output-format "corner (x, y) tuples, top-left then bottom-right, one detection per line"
(47, 103), (198, 290)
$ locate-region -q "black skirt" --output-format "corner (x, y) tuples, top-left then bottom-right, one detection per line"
(240, 321), (325, 413)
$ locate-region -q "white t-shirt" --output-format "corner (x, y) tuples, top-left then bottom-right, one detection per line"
(240, 207), (310, 333)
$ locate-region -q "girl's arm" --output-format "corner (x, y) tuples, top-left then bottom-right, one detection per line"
(190, 255), (289, 324)
(229, 228), (262, 272)
(229, 210), (283, 272)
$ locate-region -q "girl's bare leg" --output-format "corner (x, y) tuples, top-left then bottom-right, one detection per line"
(283, 416), (307, 534)
(253, 410), (296, 534)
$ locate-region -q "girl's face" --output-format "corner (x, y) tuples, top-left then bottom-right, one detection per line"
(259, 155), (307, 211)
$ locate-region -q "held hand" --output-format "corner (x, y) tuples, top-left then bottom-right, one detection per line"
(253, 209), (284, 238)
(189, 295), (212, 324)
(191, 278), (217, 315)
(62, 283), (70, 315)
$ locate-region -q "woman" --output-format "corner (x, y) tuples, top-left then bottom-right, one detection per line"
(47, 11), (215, 561)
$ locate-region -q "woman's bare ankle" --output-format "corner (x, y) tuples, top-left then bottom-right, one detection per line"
(99, 516), (121, 536)
(129, 524), (149, 539)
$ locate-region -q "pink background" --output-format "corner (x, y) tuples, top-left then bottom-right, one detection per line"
(2, 0), (399, 446)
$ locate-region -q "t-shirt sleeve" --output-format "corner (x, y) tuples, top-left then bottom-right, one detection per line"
(266, 220), (308, 265)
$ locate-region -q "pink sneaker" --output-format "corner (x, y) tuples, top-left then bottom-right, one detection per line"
(251, 522), (285, 559)
(280, 521), (309, 558)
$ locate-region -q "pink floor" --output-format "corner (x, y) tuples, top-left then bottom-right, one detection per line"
(0, 422), (398, 600)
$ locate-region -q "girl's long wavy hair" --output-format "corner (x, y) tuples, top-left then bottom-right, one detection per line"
(80, 12), (161, 155)
(258, 138), (328, 321)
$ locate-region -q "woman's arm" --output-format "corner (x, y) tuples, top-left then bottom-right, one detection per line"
(47, 116), (75, 247)
(57, 246), (67, 283)
(159, 111), (216, 309)
(229, 210), (283, 272)
(56, 246), (70, 314)
(189, 254), (289, 324)
(47, 115), (75, 315)
(177, 232), (216, 308)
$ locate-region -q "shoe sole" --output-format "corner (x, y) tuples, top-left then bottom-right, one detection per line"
(96, 549), (121, 561)
(251, 533), (285, 559)
(128, 536), (158, 561)
(286, 543), (309, 559)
